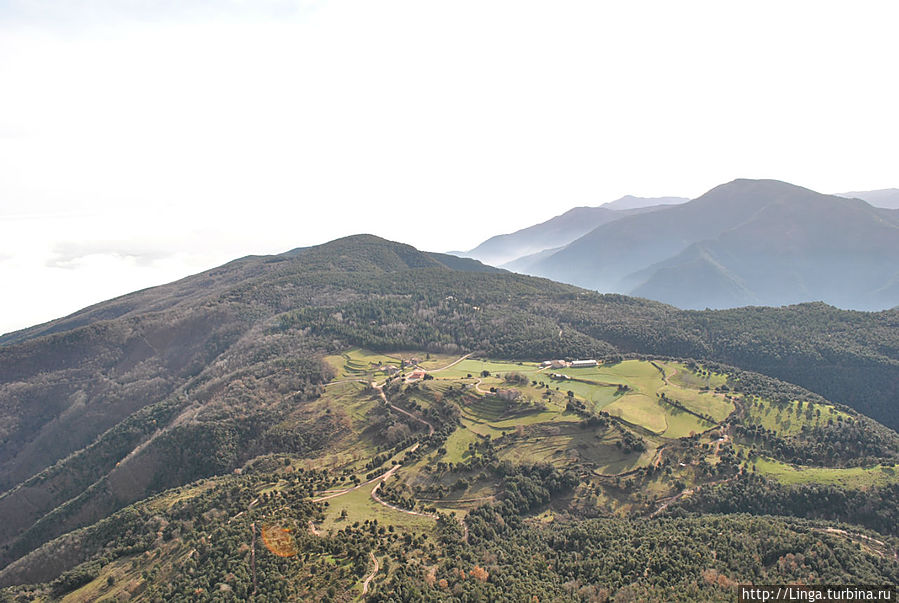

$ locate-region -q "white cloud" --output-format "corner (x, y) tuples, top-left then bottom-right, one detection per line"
(1, 0), (898, 333)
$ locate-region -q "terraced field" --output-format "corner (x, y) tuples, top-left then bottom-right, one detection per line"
(496, 423), (656, 475)
(314, 350), (894, 526)
(324, 348), (405, 379)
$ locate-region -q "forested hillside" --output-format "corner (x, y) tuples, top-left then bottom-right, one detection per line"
(1, 234), (897, 600)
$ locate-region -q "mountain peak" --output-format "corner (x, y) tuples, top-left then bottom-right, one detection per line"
(286, 234), (444, 272)
(706, 178), (816, 196)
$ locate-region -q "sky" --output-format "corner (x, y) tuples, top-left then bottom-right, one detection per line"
(1, 0), (898, 335)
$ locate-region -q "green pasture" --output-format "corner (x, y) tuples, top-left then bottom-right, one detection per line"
(753, 457), (899, 487)
(666, 362), (728, 389)
(459, 393), (577, 430)
(745, 397), (850, 436)
(605, 394), (668, 434)
(496, 424), (655, 474)
(660, 407), (715, 438)
(330, 351), (736, 446)
(319, 478), (436, 533)
(435, 358), (543, 380)
(584, 360), (665, 391)
(416, 353), (478, 372)
(543, 378), (621, 411)
(659, 384), (733, 422)
(439, 426), (481, 463)
(324, 348), (405, 379)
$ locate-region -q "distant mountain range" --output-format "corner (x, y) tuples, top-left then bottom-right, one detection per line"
(454, 196), (687, 267)
(836, 188), (899, 210)
(460, 180), (899, 310)
(601, 194), (689, 211)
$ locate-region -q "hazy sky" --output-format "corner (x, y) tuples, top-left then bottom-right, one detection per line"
(2, 1), (898, 334)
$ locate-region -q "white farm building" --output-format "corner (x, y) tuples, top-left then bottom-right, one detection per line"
(570, 359), (598, 368)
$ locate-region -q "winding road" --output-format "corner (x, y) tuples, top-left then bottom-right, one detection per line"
(308, 352), (478, 573)
(372, 479), (442, 521)
(427, 353), (474, 373)
(375, 383), (435, 435)
(312, 462), (404, 503)
(361, 552), (379, 595)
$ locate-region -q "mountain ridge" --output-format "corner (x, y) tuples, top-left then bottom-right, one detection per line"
(457, 198), (681, 267)
(837, 188), (899, 210)
(510, 179), (899, 310)
(601, 194), (689, 210)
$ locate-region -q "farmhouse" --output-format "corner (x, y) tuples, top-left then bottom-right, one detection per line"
(408, 369), (427, 381)
(541, 359), (568, 369)
(496, 388), (521, 401)
(570, 359), (598, 368)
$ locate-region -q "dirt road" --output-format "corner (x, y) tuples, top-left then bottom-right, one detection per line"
(361, 551), (379, 595)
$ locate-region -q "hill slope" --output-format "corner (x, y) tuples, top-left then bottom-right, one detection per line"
(0, 234), (897, 598)
(1, 351), (897, 599)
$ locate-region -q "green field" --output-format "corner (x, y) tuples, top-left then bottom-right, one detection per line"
(667, 362), (728, 389)
(571, 360), (663, 391)
(325, 349), (734, 490)
(319, 478), (436, 532)
(434, 358), (544, 379)
(326, 353), (739, 442)
(325, 348), (406, 379)
(745, 397), (850, 436)
(661, 408), (715, 439)
(605, 394), (668, 434)
(440, 426), (481, 463)
(753, 457), (899, 487)
(497, 424), (656, 475)
(659, 383), (733, 422)
(549, 378), (622, 410)
(561, 361), (732, 435)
